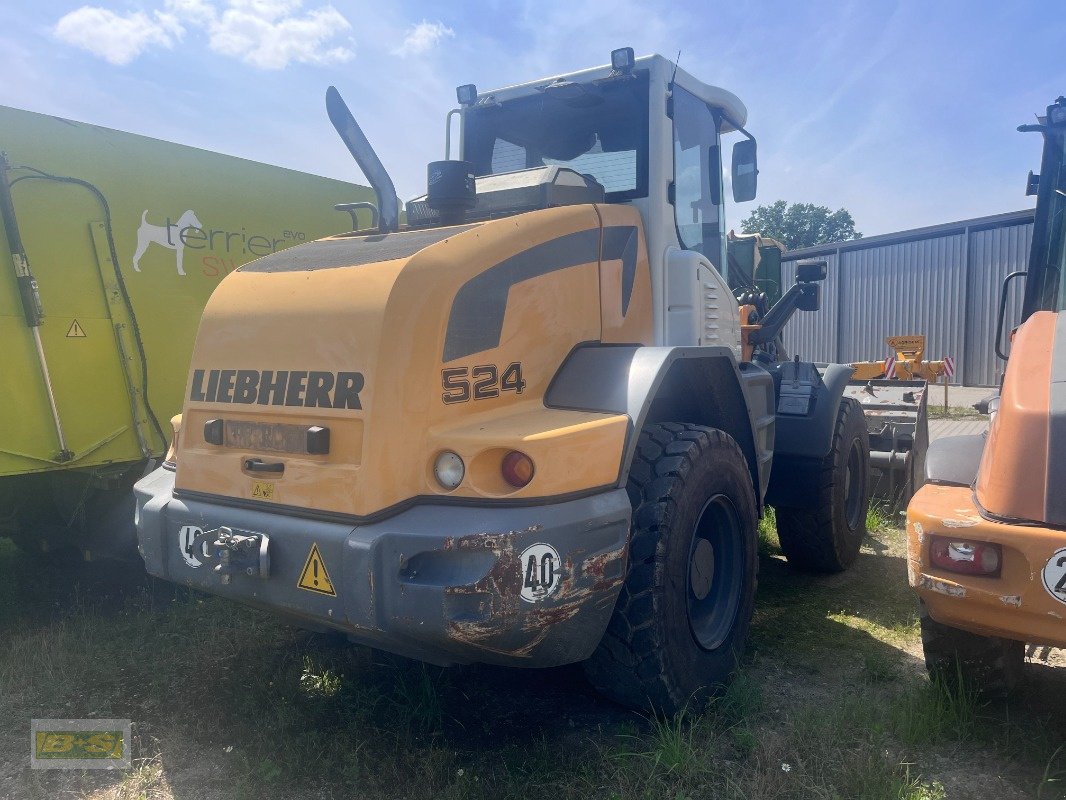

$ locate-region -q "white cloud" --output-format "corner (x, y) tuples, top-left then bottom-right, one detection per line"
(53, 6), (183, 65)
(53, 0), (353, 69)
(205, 0), (352, 69)
(392, 20), (454, 57)
(166, 0), (217, 26)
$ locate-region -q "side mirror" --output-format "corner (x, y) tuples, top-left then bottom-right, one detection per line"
(796, 259), (828, 282)
(731, 139), (758, 203)
(796, 283), (821, 312)
(1026, 170), (1040, 196)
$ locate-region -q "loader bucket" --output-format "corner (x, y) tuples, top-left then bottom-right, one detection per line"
(844, 379), (929, 513)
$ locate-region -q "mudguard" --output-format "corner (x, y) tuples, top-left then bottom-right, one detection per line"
(545, 345), (775, 503)
(768, 361), (854, 459)
(763, 361), (856, 509)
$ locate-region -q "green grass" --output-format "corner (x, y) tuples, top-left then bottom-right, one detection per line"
(1, 517), (1064, 799)
(892, 668), (981, 747)
(867, 500), (900, 532)
(1040, 746), (1066, 799)
(926, 405), (984, 420)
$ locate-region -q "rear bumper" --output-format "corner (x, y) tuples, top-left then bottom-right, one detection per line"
(134, 468), (631, 667)
(907, 483), (1066, 648)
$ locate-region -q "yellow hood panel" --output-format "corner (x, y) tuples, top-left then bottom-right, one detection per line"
(175, 204), (651, 517)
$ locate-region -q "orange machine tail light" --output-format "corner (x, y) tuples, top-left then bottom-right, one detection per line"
(929, 535), (1001, 577)
(501, 450), (535, 488)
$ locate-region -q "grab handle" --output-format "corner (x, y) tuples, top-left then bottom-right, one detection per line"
(244, 458), (284, 474)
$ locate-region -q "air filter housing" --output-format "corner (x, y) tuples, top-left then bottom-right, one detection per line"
(426, 160), (476, 225)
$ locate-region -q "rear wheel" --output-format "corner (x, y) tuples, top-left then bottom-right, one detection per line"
(775, 398), (870, 573)
(920, 601), (1024, 695)
(583, 423), (759, 715)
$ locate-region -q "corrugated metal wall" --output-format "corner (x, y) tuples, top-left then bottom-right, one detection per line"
(781, 211), (1035, 386)
(964, 224), (1032, 386)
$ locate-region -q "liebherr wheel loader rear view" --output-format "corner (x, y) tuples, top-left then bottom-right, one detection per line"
(135, 49), (870, 713)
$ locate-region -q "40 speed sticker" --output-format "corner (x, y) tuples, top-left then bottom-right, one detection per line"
(520, 543), (561, 603)
(1042, 547), (1066, 605)
(179, 525), (207, 568)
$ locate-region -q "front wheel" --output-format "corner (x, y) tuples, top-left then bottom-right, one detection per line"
(775, 398), (870, 573)
(583, 423), (759, 715)
(920, 601), (1024, 695)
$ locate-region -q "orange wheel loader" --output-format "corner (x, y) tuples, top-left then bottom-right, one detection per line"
(908, 96), (1066, 691)
(134, 50), (871, 713)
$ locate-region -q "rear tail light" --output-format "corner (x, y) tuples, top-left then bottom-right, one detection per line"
(929, 535), (1001, 576)
(501, 450), (535, 488)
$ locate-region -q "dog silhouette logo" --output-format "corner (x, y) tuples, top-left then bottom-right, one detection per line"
(131, 209), (202, 276)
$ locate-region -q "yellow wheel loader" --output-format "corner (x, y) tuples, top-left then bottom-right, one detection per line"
(135, 49), (870, 713)
(908, 96), (1066, 692)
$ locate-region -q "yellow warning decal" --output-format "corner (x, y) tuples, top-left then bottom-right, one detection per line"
(297, 543), (336, 596)
(66, 319), (86, 338)
(251, 481), (275, 500)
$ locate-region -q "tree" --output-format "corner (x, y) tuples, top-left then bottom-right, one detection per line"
(739, 200), (862, 250)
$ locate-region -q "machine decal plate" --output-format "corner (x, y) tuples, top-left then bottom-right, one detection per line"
(297, 543), (337, 596)
(251, 481), (276, 501)
(1041, 547), (1066, 605)
(178, 524), (206, 568)
(520, 543), (561, 603)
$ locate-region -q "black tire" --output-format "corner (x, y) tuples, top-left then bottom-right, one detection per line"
(920, 601), (1024, 695)
(775, 398), (870, 573)
(583, 422), (759, 715)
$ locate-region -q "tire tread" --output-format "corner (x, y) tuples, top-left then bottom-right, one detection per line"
(584, 423), (757, 712)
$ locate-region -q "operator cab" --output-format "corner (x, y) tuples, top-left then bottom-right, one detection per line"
(433, 49), (760, 350)
(428, 51), (756, 266)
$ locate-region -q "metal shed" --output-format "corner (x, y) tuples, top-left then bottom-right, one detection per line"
(780, 209), (1035, 387)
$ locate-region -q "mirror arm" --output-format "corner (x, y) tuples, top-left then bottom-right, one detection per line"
(721, 112), (756, 143)
(749, 282), (819, 344)
(994, 271), (1028, 361)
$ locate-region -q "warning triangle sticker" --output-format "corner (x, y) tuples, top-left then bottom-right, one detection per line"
(66, 319), (86, 338)
(297, 543), (336, 596)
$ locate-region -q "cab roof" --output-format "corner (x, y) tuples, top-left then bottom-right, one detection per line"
(477, 53), (748, 131)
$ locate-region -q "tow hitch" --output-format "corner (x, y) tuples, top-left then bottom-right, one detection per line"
(191, 527), (271, 583)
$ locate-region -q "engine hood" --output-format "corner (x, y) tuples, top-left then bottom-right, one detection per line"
(173, 204), (651, 518)
(976, 311), (1066, 527)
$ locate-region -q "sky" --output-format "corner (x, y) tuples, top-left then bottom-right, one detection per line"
(1, 0), (1063, 236)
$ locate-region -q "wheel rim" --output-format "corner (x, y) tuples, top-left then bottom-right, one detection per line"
(843, 441), (864, 530)
(687, 494), (744, 651)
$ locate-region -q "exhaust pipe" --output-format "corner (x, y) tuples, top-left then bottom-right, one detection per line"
(326, 86), (400, 234)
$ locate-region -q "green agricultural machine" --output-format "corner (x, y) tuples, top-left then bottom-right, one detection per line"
(0, 106), (371, 559)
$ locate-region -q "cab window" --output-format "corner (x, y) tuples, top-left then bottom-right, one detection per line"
(672, 85), (725, 268)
